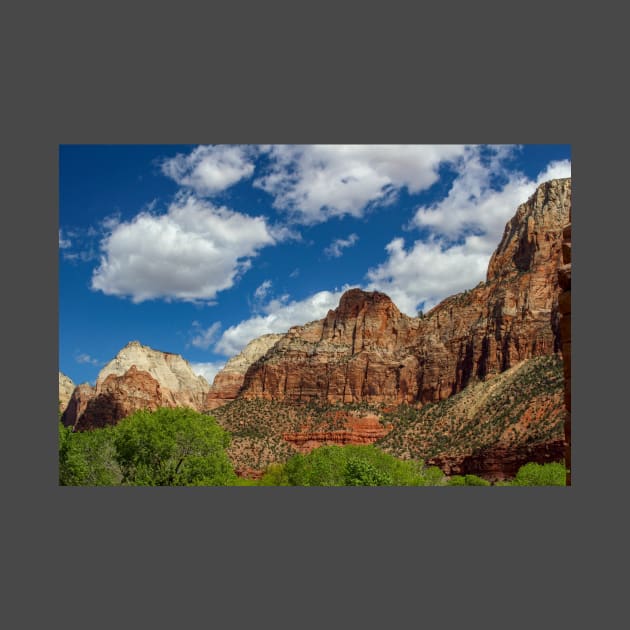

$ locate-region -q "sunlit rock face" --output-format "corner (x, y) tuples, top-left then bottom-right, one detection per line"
(205, 334), (283, 410)
(240, 179), (571, 407)
(61, 341), (211, 430)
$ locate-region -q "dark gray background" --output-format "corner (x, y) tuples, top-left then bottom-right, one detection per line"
(4, 2), (623, 628)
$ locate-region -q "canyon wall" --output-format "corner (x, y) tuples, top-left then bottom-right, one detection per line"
(239, 179), (571, 407)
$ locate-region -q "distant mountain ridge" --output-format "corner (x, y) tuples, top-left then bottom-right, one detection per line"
(58, 372), (75, 413)
(61, 341), (211, 430)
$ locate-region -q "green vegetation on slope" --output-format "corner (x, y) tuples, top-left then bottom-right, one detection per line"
(258, 445), (445, 487)
(59, 413), (567, 486)
(376, 355), (565, 461)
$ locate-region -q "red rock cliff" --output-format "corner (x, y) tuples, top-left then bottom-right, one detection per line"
(558, 215), (571, 484)
(239, 178), (571, 406)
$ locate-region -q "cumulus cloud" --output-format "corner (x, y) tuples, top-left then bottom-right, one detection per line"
(189, 361), (226, 385)
(190, 321), (222, 350)
(366, 237), (489, 314)
(254, 144), (467, 224)
(411, 146), (571, 243)
(91, 195), (277, 303)
(161, 145), (256, 196)
(215, 288), (349, 356)
(367, 147), (571, 315)
(324, 233), (358, 258)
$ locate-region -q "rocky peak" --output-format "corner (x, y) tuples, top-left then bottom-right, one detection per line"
(336, 288), (398, 316)
(58, 372), (75, 414)
(62, 342), (212, 430)
(319, 288), (410, 351)
(219, 333), (284, 376)
(97, 340), (210, 394)
(487, 177), (571, 281)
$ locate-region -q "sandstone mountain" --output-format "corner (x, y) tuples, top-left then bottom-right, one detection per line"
(58, 372), (75, 413)
(213, 354), (565, 479)
(62, 341), (211, 430)
(239, 178), (571, 406)
(205, 333), (283, 410)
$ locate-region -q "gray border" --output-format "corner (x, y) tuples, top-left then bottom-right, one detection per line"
(5, 2), (616, 628)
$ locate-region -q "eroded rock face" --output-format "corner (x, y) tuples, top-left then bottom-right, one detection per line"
(62, 342), (212, 430)
(58, 372), (75, 414)
(283, 414), (392, 453)
(240, 179), (572, 406)
(205, 334), (283, 410)
(558, 216), (571, 484)
(66, 367), (164, 431)
(429, 440), (566, 481)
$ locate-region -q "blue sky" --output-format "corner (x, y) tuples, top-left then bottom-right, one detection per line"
(59, 144), (571, 386)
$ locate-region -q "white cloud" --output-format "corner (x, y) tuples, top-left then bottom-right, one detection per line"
(324, 233), (359, 258)
(254, 144), (468, 224)
(190, 321), (222, 350)
(161, 145), (256, 196)
(75, 353), (101, 366)
(215, 288), (350, 356)
(91, 195), (277, 303)
(254, 280), (273, 300)
(366, 237), (489, 314)
(189, 361), (226, 385)
(367, 148), (571, 315)
(411, 147), (571, 243)
(59, 229), (71, 249)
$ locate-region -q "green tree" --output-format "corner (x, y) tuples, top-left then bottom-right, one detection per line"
(259, 462), (291, 486)
(59, 422), (120, 486)
(114, 408), (237, 486)
(344, 458), (393, 486)
(512, 461), (566, 486)
(278, 445), (439, 486)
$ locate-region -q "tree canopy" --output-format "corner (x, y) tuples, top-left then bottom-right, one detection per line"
(260, 444), (445, 487)
(114, 408), (237, 486)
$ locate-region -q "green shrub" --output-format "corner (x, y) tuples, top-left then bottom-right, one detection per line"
(446, 475), (466, 486)
(259, 462), (291, 486)
(512, 461), (566, 486)
(446, 474), (490, 486)
(277, 445), (436, 486)
(464, 474), (490, 486)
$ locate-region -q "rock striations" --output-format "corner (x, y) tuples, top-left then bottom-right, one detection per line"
(239, 178), (571, 407)
(558, 213), (572, 484)
(62, 341), (211, 430)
